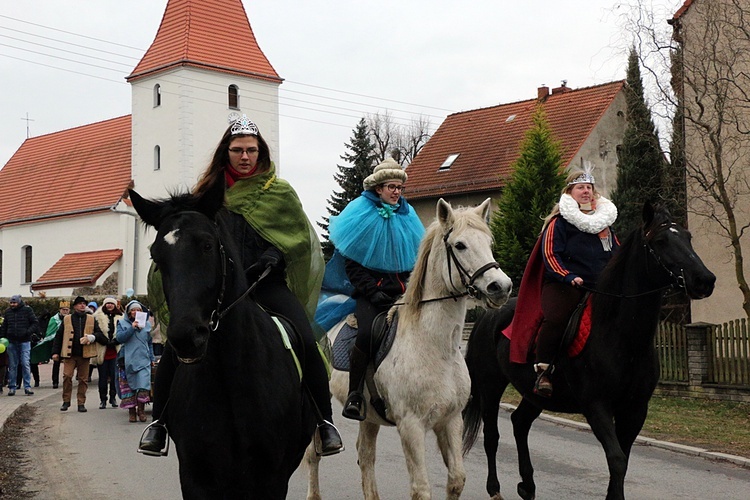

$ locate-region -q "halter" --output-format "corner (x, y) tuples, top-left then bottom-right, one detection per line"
(442, 228), (501, 299)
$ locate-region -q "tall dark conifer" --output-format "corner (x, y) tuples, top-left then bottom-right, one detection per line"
(611, 48), (668, 235)
(491, 105), (566, 287)
(318, 118), (376, 259)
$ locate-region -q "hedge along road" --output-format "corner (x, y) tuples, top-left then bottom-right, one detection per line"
(17, 388), (750, 499)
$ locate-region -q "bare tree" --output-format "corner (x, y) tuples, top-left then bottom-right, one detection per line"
(366, 111), (432, 166)
(624, 0), (750, 317)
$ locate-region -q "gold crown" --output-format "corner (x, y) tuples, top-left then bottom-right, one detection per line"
(59, 301), (70, 308)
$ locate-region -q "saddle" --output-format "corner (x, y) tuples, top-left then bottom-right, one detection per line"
(331, 311), (399, 424)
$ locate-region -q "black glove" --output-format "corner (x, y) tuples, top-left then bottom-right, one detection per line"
(246, 247), (284, 279)
(370, 291), (395, 306)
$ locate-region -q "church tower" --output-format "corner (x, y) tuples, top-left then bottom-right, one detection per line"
(126, 0), (282, 199)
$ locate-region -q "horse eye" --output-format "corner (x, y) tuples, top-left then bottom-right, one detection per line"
(203, 242), (213, 253)
(455, 242), (467, 251)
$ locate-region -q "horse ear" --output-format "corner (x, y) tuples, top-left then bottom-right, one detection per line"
(129, 189), (163, 230)
(474, 198), (492, 223)
(437, 198), (454, 229)
(642, 201), (655, 228)
(196, 177), (226, 218)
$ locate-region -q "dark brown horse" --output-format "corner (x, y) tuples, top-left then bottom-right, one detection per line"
(462, 203), (715, 500)
(130, 180), (315, 499)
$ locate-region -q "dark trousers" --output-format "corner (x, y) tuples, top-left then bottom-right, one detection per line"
(153, 279), (334, 422)
(97, 358), (117, 402)
(17, 363), (39, 387)
(536, 281), (585, 363)
(354, 299), (390, 354)
(52, 359), (61, 386)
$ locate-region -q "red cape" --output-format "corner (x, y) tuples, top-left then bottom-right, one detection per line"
(503, 237), (545, 364)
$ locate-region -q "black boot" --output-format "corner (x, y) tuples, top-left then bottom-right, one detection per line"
(315, 421), (344, 456)
(138, 421), (169, 457)
(342, 345), (369, 421)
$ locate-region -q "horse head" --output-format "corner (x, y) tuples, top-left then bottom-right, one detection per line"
(129, 180), (235, 363)
(429, 198), (512, 308)
(642, 202), (715, 300)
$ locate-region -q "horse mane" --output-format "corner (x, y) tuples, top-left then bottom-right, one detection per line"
(402, 206), (491, 312)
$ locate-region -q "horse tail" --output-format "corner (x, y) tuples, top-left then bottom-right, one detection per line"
(462, 317), (488, 456)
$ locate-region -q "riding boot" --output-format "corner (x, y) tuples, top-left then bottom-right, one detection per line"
(137, 402), (147, 422)
(533, 363), (553, 397)
(138, 420), (169, 457)
(342, 345), (369, 421)
(129, 408), (137, 423)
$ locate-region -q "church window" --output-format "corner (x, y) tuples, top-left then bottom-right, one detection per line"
(154, 84), (161, 107)
(22, 245), (32, 284)
(154, 145), (161, 171)
(228, 85), (239, 109)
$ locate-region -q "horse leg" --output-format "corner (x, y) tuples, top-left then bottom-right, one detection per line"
(481, 381), (506, 499)
(305, 442), (323, 500)
(584, 403), (628, 500)
(434, 414), (466, 499)
(357, 420), (382, 500)
(397, 415), (431, 499)
(614, 401), (649, 465)
(510, 399), (542, 500)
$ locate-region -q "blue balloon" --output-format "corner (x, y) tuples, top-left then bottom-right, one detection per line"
(125, 288), (135, 298)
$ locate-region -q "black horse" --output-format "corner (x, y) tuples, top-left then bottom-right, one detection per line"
(130, 181), (315, 499)
(462, 203), (715, 500)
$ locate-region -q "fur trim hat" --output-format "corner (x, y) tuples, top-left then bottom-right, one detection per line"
(125, 300), (144, 313)
(363, 158), (407, 191)
(102, 297), (118, 307)
(72, 296), (87, 306)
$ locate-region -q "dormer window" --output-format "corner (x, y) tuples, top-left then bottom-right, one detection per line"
(228, 85), (239, 109)
(153, 84), (161, 107)
(505, 114), (516, 123)
(439, 153), (460, 171)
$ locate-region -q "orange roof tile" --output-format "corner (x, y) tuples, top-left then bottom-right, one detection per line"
(0, 116), (132, 227)
(405, 82), (625, 200)
(31, 249), (123, 290)
(672, 0), (694, 21)
(128, 0), (281, 83)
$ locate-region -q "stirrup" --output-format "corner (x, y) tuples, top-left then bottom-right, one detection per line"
(137, 421), (170, 457)
(314, 420), (345, 457)
(342, 392), (366, 421)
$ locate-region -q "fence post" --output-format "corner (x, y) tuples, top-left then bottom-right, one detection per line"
(685, 322), (713, 388)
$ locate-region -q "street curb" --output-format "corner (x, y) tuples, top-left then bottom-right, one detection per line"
(499, 403), (750, 469)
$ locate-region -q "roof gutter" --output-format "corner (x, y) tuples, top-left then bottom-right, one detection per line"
(0, 205), (116, 228)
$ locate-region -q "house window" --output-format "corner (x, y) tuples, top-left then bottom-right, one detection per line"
(228, 85), (239, 109)
(22, 245), (32, 284)
(439, 154), (460, 171)
(154, 145), (161, 171)
(154, 84), (161, 107)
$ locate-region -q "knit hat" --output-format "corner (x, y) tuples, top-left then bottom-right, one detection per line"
(59, 300), (70, 308)
(87, 301), (98, 310)
(126, 300), (144, 313)
(72, 296), (87, 306)
(363, 158), (407, 191)
(102, 297), (118, 307)
(9, 294), (21, 303)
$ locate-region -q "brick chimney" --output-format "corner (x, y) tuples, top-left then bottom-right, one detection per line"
(537, 85), (550, 101)
(551, 80), (571, 95)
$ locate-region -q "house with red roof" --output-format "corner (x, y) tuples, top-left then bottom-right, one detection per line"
(405, 81), (627, 227)
(0, 0), (281, 297)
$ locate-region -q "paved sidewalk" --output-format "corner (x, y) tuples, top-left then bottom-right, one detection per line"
(0, 361), (67, 429)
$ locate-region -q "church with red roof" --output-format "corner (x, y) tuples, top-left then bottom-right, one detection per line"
(0, 0), (282, 297)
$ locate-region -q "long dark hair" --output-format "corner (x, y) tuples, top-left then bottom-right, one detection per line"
(193, 124), (272, 197)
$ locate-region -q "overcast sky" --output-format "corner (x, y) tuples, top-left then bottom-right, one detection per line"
(0, 0), (681, 232)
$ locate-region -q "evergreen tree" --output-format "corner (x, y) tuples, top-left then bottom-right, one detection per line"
(491, 105), (566, 287)
(318, 118), (376, 259)
(611, 47), (668, 235)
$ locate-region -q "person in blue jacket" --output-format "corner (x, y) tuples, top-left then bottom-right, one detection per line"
(535, 165), (619, 397)
(116, 300), (155, 423)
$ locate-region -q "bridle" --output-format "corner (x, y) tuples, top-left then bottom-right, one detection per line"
(442, 227), (500, 300)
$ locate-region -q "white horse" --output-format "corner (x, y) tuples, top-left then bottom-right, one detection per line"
(306, 198), (512, 500)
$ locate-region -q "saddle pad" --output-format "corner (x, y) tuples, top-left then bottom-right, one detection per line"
(566, 294), (593, 358)
(330, 313), (398, 371)
(331, 322), (358, 371)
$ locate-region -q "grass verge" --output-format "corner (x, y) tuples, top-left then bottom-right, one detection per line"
(500, 387), (750, 458)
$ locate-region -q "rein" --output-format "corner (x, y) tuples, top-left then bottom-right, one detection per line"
(580, 221), (686, 299)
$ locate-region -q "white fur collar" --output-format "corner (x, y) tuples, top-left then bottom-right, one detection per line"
(558, 194), (617, 234)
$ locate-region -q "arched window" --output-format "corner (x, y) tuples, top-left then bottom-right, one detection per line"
(228, 85), (239, 109)
(153, 84), (161, 107)
(22, 245), (32, 284)
(154, 145), (161, 171)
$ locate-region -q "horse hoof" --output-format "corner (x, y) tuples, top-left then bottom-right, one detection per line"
(517, 482), (535, 500)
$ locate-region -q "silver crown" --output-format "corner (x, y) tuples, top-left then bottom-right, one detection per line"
(568, 159), (596, 185)
(228, 112), (259, 136)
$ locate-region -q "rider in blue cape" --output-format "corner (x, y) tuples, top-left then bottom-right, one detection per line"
(329, 158), (425, 421)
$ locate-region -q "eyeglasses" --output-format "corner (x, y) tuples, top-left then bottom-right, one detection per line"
(228, 147), (259, 156)
(383, 183), (406, 193)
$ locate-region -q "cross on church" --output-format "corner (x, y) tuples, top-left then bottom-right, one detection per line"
(21, 112), (34, 138)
